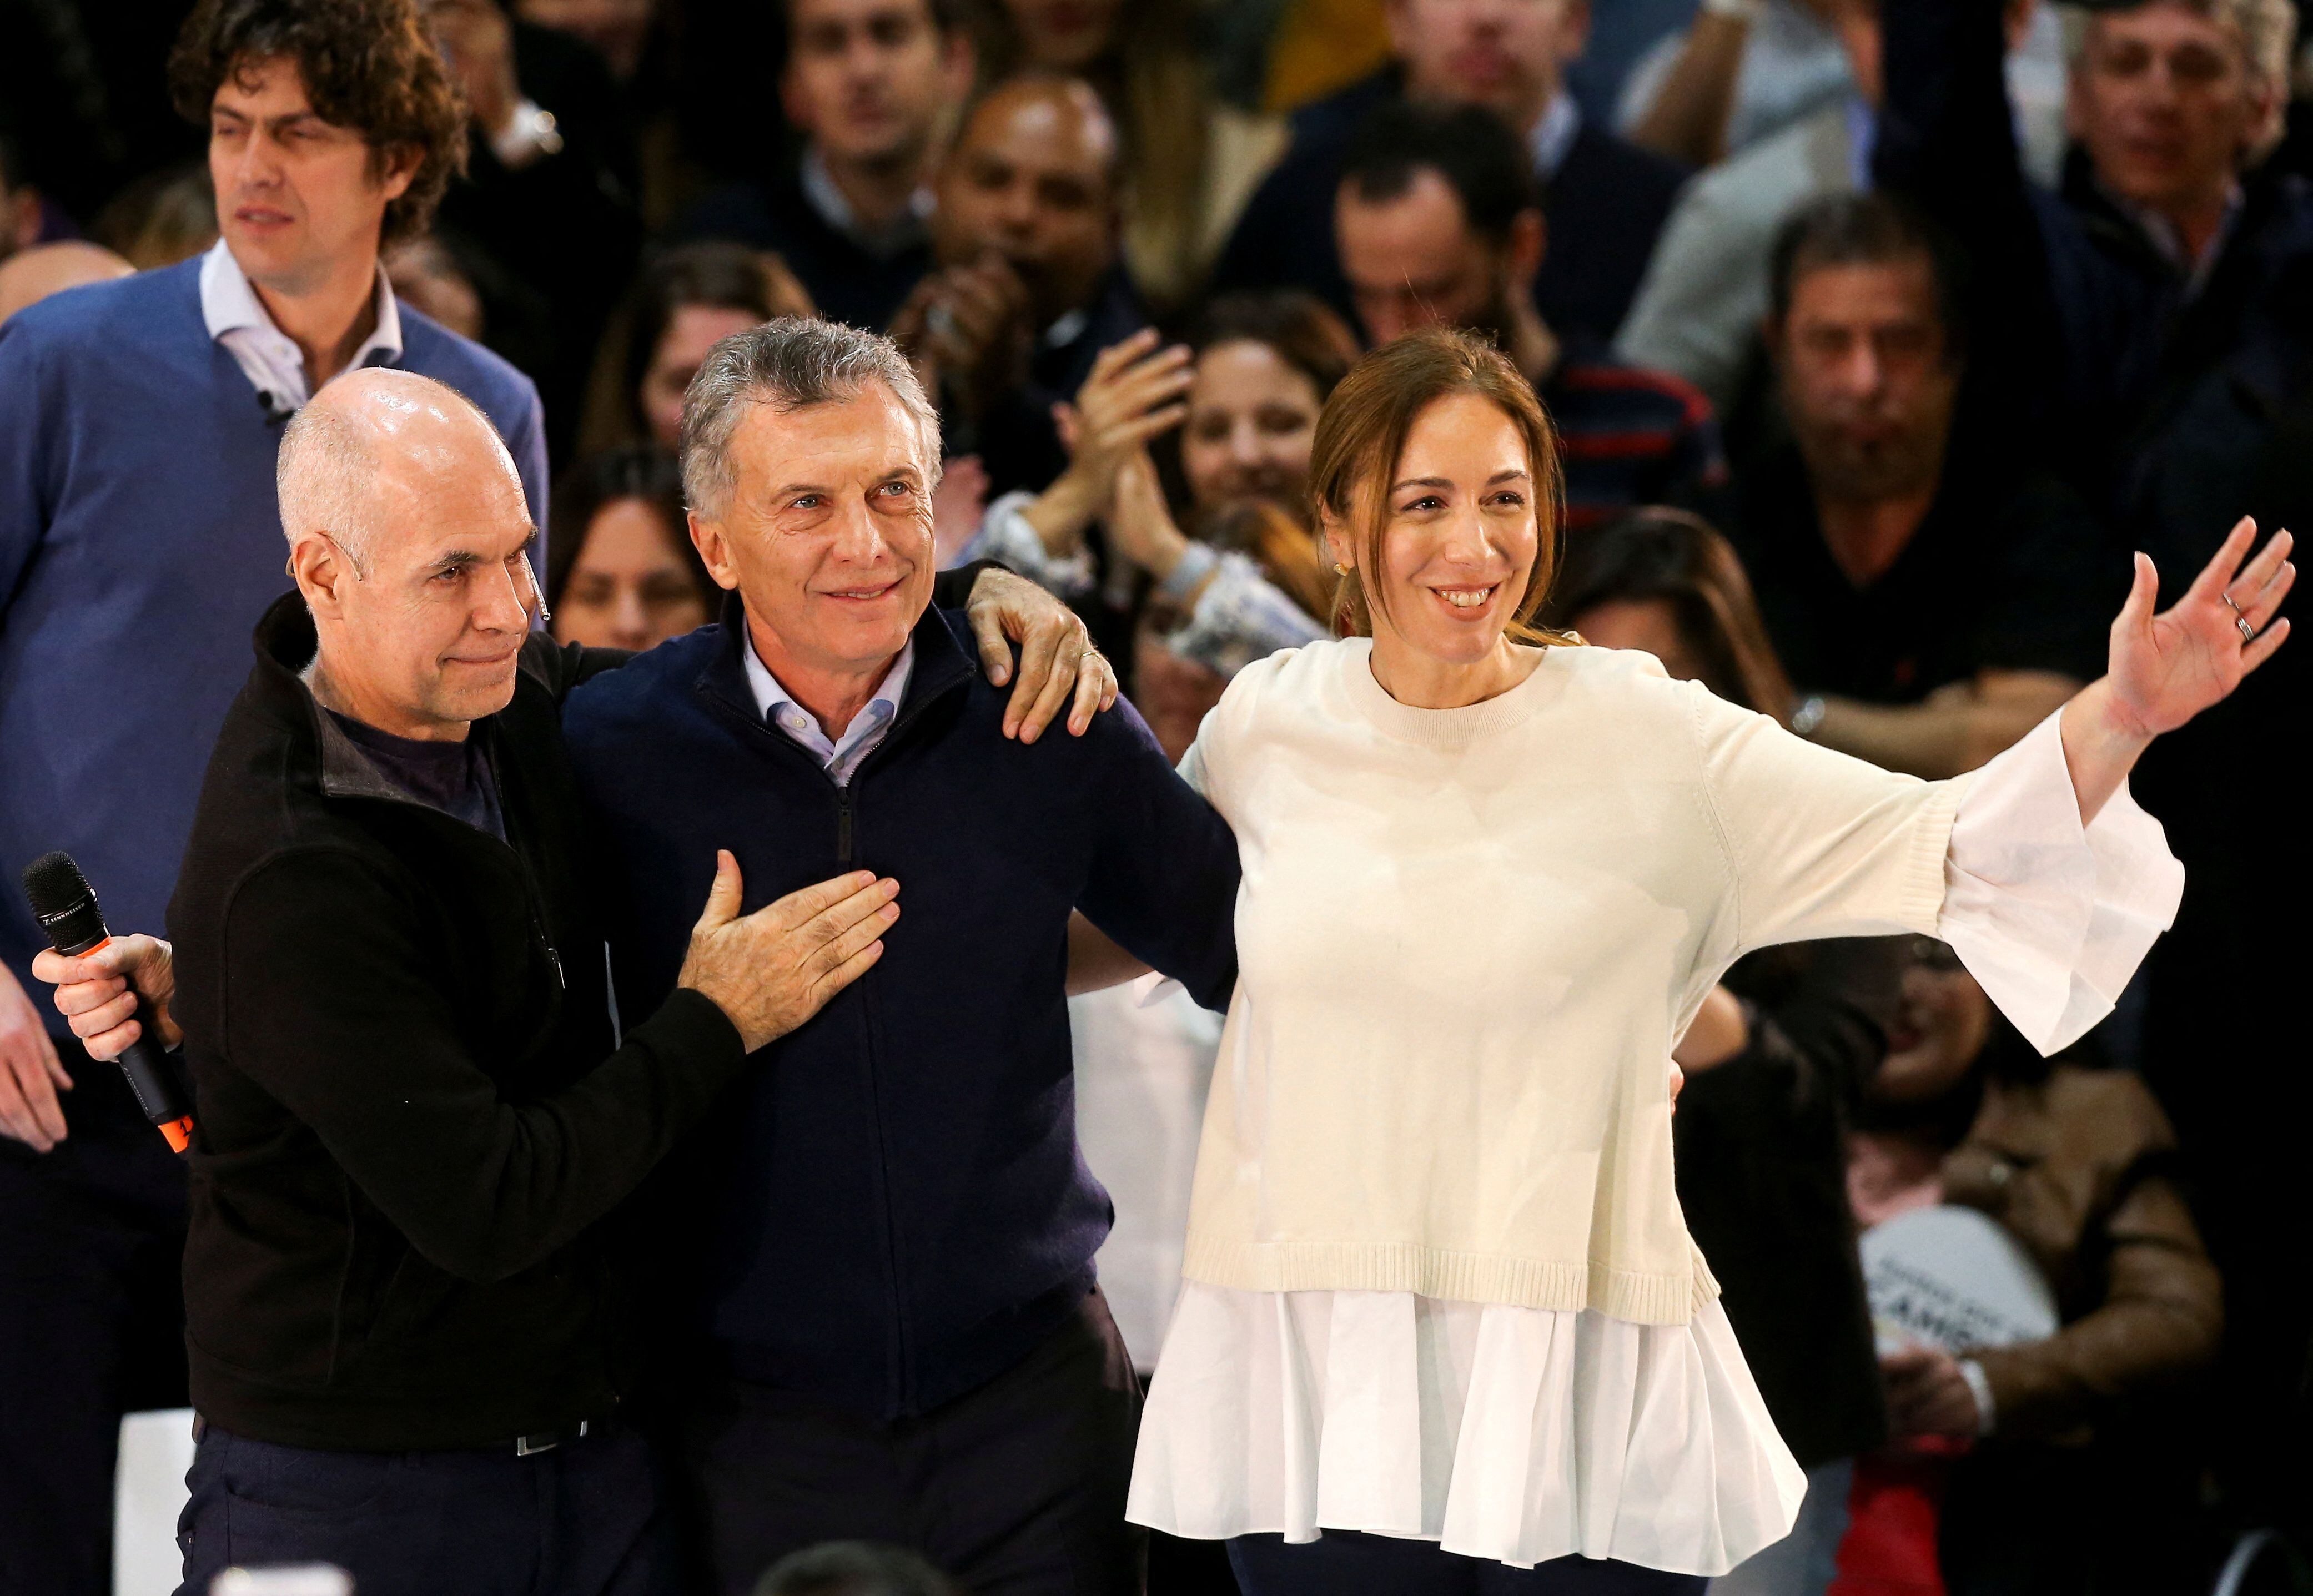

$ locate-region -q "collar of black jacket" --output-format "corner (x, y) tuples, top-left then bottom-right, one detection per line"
(249, 590), (501, 807)
(691, 586), (979, 739)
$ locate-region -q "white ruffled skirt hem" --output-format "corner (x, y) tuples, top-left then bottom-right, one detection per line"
(1127, 1285), (1807, 1577)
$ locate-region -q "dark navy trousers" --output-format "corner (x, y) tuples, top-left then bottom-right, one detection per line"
(176, 1423), (671, 1596)
(674, 1287), (1144, 1596)
(1228, 1532), (1711, 1595)
(0, 1117), (188, 1596)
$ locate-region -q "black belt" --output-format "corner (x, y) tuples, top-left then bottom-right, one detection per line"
(190, 1412), (610, 1457)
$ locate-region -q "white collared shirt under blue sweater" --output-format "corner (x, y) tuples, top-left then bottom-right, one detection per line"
(0, 246), (547, 1069)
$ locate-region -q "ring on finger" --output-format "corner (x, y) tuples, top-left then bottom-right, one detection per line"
(2220, 591), (2257, 642)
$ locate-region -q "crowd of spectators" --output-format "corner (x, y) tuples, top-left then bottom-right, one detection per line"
(3, 0), (2311, 1593)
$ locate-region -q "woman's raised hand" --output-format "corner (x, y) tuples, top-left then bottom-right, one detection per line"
(2058, 520), (2292, 827)
(2108, 518), (2293, 739)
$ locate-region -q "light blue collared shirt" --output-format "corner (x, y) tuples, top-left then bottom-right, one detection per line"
(742, 628), (916, 787)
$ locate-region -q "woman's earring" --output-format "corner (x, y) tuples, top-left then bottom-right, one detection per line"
(1333, 562), (1352, 576)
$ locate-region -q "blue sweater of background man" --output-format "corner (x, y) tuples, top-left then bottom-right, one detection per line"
(562, 597), (1241, 1416)
(0, 259), (545, 1124)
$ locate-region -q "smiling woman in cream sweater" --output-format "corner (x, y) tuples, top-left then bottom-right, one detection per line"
(1120, 328), (2294, 1594)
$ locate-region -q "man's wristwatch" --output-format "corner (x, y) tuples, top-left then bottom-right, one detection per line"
(1790, 694), (1828, 738)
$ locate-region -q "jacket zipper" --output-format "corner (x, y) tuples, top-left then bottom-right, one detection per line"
(703, 650), (969, 1415)
(814, 763), (907, 1406)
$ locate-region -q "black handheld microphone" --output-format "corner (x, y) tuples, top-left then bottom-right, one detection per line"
(19, 852), (196, 1155)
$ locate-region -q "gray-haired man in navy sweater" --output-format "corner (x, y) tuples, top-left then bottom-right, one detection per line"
(561, 318), (1244, 1594)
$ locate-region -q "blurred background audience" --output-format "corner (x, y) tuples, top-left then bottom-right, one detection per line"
(6, 0), (2313, 1592)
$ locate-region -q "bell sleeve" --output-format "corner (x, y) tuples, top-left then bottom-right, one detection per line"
(1936, 709), (2183, 1054)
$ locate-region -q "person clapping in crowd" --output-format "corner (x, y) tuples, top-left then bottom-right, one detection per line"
(895, 71), (1144, 494)
(957, 291), (1348, 681)
(968, 0), (1285, 313)
(1105, 292), (1350, 679)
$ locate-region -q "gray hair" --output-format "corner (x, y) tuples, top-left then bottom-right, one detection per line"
(678, 316), (943, 520)
(278, 397), (384, 575)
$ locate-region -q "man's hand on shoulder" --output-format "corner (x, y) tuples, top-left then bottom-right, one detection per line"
(677, 852), (902, 1053)
(964, 567), (1119, 743)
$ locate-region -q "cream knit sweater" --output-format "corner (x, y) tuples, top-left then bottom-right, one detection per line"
(1179, 638), (1970, 1325)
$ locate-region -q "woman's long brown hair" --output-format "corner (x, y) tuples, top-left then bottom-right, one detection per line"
(1306, 327), (1573, 646)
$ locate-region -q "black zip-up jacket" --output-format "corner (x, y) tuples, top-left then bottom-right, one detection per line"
(167, 595), (750, 1451)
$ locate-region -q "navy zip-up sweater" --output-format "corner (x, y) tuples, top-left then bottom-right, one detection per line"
(562, 597), (1241, 1417)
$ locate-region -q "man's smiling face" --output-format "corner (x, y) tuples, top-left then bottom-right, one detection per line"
(688, 381), (939, 686)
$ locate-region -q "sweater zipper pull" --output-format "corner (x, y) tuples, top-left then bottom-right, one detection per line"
(547, 942), (564, 991)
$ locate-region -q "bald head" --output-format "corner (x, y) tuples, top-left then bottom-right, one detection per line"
(0, 242), (133, 325)
(280, 370), (540, 741)
(279, 369), (525, 575)
(934, 72), (1120, 324)
(959, 75), (1118, 176)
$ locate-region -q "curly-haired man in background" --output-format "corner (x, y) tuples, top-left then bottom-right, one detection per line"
(0, 4), (545, 1591)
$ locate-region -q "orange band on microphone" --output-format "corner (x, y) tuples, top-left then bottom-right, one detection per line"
(159, 1117), (193, 1153)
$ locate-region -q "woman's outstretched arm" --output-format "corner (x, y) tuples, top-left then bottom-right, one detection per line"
(2060, 518), (2293, 824)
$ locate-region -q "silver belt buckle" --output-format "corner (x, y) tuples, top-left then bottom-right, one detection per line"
(516, 1418), (589, 1456)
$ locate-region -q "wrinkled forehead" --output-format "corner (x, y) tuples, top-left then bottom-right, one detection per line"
(364, 442), (533, 553)
(726, 382), (937, 489)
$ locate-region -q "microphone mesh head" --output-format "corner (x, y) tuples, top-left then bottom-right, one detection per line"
(21, 850), (93, 920)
